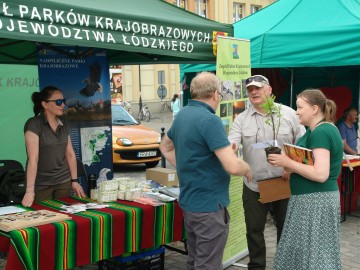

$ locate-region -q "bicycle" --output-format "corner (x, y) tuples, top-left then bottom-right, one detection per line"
(160, 100), (171, 112)
(121, 101), (132, 114)
(138, 104), (151, 122)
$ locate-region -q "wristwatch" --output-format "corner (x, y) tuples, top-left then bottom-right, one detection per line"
(71, 179), (78, 183)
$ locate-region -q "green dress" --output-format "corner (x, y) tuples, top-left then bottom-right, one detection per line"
(273, 123), (343, 270)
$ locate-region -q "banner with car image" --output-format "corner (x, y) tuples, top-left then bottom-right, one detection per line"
(38, 46), (113, 189)
(216, 36), (251, 267)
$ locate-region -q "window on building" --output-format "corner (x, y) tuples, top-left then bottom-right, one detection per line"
(195, 0), (207, 18)
(250, 5), (261, 14)
(233, 2), (244, 22)
(171, 0), (187, 8)
(158, 70), (165, 85)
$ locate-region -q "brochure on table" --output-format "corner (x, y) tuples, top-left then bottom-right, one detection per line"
(0, 206), (26, 216)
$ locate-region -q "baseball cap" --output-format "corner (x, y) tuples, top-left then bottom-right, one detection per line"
(245, 75), (269, 88)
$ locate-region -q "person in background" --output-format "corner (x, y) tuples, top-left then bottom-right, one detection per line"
(170, 94), (181, 120)
(22, 86), (86, 207)
(268, 89), (343, 270)
(160, 72), (250, 270)
(228, 75), (305, 270)
(336, 107), (358, 155)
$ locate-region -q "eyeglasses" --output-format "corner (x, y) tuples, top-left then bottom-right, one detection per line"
(217, 91), (223, 101)
(46, 99), (66, 106)
(245, 75), (269, 85)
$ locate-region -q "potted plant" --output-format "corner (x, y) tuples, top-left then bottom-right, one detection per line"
(260, 94), (282, 157)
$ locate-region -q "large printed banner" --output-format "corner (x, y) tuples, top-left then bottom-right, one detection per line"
(0, 1), (232, 63)
(0, 65), (38, 166)
(216, 36), (251, 268)
(38, 47), (113, 188)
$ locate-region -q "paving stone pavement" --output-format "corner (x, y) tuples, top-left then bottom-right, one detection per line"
(165, 214), (360, 270)
(1, 112), (360, 270)
(138, 110), (174, 136)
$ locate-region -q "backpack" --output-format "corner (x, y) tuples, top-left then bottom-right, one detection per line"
(0, 169), (26, 205)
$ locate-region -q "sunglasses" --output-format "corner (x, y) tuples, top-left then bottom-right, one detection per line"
(46, 99), (66, 106)
(245, 75), (269, 85)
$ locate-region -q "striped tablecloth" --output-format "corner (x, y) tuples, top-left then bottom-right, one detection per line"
(0, 196), (185, 270)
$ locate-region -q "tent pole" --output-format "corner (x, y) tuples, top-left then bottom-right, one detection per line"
(290, 68), (294, 108)
(357, 69), (360, 154)
(138, 65), (142, 113)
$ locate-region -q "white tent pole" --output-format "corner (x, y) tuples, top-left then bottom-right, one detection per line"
(290, 68), (294, 108)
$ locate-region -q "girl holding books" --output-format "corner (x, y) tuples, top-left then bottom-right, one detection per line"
(267, 89), (343, 270)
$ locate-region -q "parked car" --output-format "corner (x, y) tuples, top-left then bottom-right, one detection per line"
(112, 105), (161, 168)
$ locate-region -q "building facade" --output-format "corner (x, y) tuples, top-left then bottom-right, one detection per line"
(118, 0), (275, 114)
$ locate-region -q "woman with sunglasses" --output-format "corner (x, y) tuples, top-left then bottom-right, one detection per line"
(22, 86), (86, 207)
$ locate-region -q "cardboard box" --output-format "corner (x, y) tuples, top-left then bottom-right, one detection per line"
(146, 168), (179, 187)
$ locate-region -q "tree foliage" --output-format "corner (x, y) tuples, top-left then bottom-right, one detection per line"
(260, 94), (282, 148)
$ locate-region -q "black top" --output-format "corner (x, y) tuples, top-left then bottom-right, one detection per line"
(24, 113), (70, 190)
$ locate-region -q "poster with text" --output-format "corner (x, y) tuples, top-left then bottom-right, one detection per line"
(216, 36), (250, 267)
(38, 46), (113, 189)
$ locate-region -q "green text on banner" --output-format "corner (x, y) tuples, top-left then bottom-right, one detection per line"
(215, 36), (251, 268)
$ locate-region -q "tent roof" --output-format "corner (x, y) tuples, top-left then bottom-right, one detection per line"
(0, 0), (233, 65)
(233, 0), (360, 68)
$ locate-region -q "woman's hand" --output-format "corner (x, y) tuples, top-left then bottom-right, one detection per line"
(267, 153), (291, 168)
(22, 192), (35, 207)
(282, 169), (291, 180)
(71, 182), (86, 198)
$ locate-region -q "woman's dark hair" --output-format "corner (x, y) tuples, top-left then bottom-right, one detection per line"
(171, 94), (179, 102)
(32, 86), (61, 115)
(297, 89), (337, 123)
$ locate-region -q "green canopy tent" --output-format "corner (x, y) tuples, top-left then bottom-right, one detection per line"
(0, 0), (233, 164)
(234, 0), (360, 68)
(0, 0), (233, 64)
(181, 0), (360, 110)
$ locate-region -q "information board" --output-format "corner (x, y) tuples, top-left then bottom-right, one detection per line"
(215, 36), (251, 268)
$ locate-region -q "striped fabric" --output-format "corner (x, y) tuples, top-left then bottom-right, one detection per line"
(0, 196), (185, 270)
